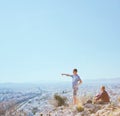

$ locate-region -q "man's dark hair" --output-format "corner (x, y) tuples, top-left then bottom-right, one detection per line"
(73, 69), (78, 72)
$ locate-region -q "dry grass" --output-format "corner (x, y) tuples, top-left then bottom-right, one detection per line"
(118, 97), (120, 102)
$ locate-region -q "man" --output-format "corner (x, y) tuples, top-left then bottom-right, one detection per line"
(94, 86), (110, 104)
(61, 69), (82, 105)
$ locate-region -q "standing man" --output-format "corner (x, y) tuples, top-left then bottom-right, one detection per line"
(62, 69), (82, 105)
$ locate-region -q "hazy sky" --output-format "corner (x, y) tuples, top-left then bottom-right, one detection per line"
(0, 0), (120, 83)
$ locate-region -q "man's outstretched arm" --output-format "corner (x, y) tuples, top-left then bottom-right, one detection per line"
(61, 74), (72, 77)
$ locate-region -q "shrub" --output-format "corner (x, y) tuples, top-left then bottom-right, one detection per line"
(0, 109), (6, 116)
(76, 105), (84, 112)
(32, 107), (38, 115)
(54, 94), (67, 107)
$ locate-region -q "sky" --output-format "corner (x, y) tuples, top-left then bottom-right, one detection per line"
(0, 0), (120, 83)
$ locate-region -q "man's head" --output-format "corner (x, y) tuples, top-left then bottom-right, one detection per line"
(73, 69), (78, 75)
(101, 86), (105, 91)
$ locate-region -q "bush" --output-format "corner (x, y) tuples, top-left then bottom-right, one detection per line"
(32, 107), (38, 115)
(76, 105), (84, 112)
(0, 103), (6, 115)
(54, 94), (67, 107)
(0, 109), (6, 116)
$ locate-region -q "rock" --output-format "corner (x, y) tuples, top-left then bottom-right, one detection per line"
(76, 110), (90, 116)
(86, 100), (92, 104)
(84, 104), (96, 113)
(90, 114), (96, 116)
(96, 109), (106, 116)
(113, 110), (120, 116)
